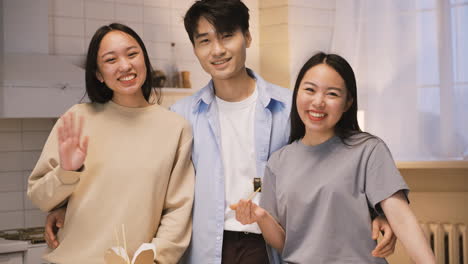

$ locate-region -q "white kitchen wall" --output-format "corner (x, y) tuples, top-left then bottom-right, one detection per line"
(0, 119), (55, 230)
(48, 0), (260, 91)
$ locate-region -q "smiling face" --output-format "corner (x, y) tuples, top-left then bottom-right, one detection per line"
(192, 16), (251, 82)
(296, 63), (353, 142)
(96, 30), (147, 105)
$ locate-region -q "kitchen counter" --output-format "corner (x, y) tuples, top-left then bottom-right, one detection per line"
(0, 238), (27, 254)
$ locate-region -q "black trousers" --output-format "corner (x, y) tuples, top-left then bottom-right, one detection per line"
(221, 230), (270, 264)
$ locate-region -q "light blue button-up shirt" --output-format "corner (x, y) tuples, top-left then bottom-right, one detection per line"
(171, 69), (291, 264)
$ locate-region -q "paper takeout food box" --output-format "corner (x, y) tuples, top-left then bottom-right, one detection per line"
(104, 243), (156, 264)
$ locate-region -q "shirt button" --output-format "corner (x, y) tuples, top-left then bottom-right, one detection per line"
(216, 236), (221, 240)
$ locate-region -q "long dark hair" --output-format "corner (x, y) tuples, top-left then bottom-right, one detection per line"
(289, 52), (369, 145)
(85, 23), (160, 104)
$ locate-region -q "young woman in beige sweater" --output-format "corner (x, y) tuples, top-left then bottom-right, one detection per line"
(28, 23), (194, 264)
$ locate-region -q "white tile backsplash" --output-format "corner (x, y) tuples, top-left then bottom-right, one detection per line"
(85, 1), (115, 20)
(0, 172), (23, 192)
(0, 133), (22, 152)
(172, 0), (193, 9)
(116, 4), (144, 23)
(0, 152), (23, 172)
(0, 192), (24, 212)
(144, 7), (171, 25)
(54, 17), (86, 37)
(117, 22), (144, 38)
(143, 0), (170, 8)
(22, 132), (49, 151)
(22, 119), (56, 131)
(23, 171), (32, 192)
(0, 119), (21, 132)
(25, 210), (47, 228)
(85, 19), (113, 37)
(0, 119), (53, 230)
(171, 26), (192, 44)
(24, 192), (36, 210)
(22, 151), (42, 171)
(0, 211), (25, 230)
(54, 36), (86, 55)
(116, 0), (143, 4)
(143, 24), (171, 42)
(147, 42), (171, 60)
(176, 43), (198, 63)
(171, 8), (186, 27)
(52, 0), (84, 18)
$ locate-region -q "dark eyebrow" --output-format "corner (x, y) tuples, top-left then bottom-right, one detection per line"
(327, 87), (344, 92)
(303, 81), (343, 92)
(101, 46), (139, 58)
(194, 32), (209, 40)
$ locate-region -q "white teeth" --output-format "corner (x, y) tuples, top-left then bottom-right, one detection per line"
(309, 112), (325, 118)
(120, 74), (136, 81)
(212, 59), (228, 65)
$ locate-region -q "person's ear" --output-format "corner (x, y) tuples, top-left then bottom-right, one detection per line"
(244, 30), (252, 48)
(96, 71), (104, 83)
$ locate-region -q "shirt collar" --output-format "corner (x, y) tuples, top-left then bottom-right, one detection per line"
(191, 68), (287, 113)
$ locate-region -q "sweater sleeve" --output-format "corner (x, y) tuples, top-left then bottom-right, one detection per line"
(27, 112), (82, 212)
(153, 122), (195, 264)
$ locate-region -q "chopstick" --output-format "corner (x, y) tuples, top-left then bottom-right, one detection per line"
(246, 186), (261, 201)
(114, 225), (131, 264)
(122, 224), (130, 264)
(229, 187), (261, 210)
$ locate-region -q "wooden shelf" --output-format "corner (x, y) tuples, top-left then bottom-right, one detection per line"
(396, 160), (468, 169)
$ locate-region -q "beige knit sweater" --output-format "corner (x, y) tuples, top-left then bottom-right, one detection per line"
(27, 101), (194, 264)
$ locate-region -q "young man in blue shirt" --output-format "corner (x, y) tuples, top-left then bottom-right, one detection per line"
(44, 1), (397, 263)
(174, 1), (397, 263)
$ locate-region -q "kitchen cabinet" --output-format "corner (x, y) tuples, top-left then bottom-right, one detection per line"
(0, 54), (86, 118)
(0, 85), (85, 118)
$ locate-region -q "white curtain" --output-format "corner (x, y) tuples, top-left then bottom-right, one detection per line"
(331, 0), (468, 161)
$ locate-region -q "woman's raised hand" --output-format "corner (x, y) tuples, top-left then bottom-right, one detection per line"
(57, 112), (88, 171)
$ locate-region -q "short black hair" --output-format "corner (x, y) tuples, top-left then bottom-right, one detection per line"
(85, 23), (160, 104)
(289, 52), (365, 144)
(184, 0), (250, 44)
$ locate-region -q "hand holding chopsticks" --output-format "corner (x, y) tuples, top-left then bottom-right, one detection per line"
(229, 186), (261, 210)
(230, 186), (267, 225)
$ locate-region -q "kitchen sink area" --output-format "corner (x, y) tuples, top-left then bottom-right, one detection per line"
(0, 227), (49, 264)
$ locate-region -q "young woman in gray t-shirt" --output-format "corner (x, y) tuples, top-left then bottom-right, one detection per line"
(232, 52), (435, 263)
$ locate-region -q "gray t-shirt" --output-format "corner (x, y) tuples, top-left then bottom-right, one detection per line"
(260, 134), (409, 264)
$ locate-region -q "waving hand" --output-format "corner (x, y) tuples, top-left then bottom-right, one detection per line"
(57, 112), (88, 171)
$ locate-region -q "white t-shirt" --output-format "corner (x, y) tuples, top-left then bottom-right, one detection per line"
(216, 87), (261, 234)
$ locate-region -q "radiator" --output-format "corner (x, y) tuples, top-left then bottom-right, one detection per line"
(420, 222), (468, 264)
